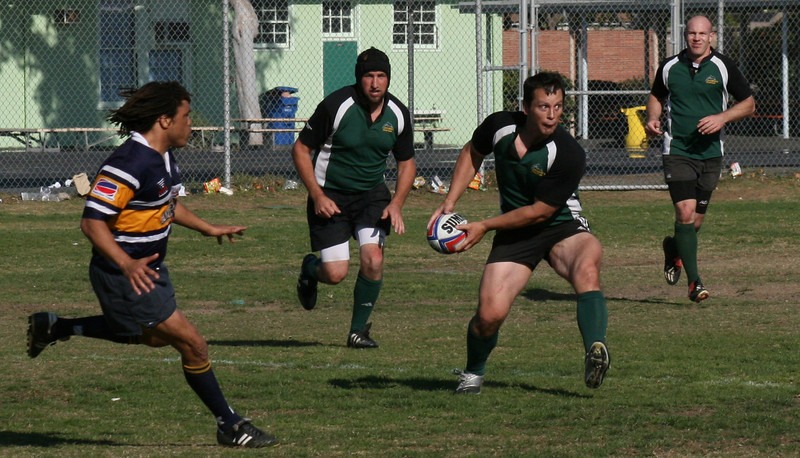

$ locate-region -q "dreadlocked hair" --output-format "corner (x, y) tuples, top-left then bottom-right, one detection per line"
(107, 81), (192, 137)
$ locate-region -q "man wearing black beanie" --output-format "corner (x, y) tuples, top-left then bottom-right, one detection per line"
(291, 47), (416, 349)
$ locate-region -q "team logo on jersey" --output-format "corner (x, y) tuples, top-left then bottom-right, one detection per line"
(162, 200), (176, 224)
(157, 178), (169, 198)
(91, 178), (118, 201)
(530, 164), (546, 176)
(382, 123), (394, 133)
(705, 75), (719, 85)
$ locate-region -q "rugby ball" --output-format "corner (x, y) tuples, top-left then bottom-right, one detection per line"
(427, 212), (468, 254)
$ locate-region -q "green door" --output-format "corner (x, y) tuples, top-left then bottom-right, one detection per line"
(323, 41), (358, 97)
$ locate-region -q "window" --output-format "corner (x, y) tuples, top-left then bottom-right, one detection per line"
(98, 0), (190, 107)
(393, 1), (438, 48)
(99, 0), (136, 104)
(149, 49), (183, 82)
(253, 0), (290, 47)
(155, 21), (190, 43)
(322, 1), (353, 36)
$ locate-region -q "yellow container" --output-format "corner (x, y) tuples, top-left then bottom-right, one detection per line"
(620, 106), (648, 158)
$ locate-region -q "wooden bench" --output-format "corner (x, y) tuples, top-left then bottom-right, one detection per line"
(413, 110), (450, 151)
(0, 127), (119, 152)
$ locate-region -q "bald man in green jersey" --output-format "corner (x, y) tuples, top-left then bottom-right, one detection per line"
(646, 15), (755, 303)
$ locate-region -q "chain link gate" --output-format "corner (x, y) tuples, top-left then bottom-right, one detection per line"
(1, 1), (798, 193)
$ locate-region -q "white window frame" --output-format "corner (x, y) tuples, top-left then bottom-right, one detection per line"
(392, 1), (439, 50)
(253, 0), (291, 49)
(322, 1), (354, 38)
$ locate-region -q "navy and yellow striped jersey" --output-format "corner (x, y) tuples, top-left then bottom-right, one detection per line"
(82, 134), (182, 272)
(471, 111), (586, 227)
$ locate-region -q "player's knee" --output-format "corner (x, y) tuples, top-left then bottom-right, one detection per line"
(360, 260), (383, 279)
(572, 265), (601, 291)
(472, 313), (504, 337)
(323, 268), (348, 284)
(179, 336), (209, 363)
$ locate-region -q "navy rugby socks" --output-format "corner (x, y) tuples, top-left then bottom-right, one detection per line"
(183, 362), (242, 431)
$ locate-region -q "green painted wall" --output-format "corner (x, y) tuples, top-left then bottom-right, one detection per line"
(0, 1), (503, 148)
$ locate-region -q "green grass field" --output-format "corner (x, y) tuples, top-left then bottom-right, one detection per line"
(2, 174), (799, 457)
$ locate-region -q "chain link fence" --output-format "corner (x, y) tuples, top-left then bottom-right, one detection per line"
(1, 0), (798, 194)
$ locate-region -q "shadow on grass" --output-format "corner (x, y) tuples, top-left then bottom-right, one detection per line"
(328, 375), (589, 398)
(0, 430), (117, 446)
(521, 288), (576, 302)
(208, 339), (324, 348)
(524, 288), (683, 307)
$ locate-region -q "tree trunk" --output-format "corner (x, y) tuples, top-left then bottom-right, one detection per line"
(230, 0), (262, 145)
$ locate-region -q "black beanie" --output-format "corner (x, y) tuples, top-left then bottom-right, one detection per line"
(354, 47), (391, 83)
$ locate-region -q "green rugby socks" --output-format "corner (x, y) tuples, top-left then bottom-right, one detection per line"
(674, 222), (699, 283)
(576, 290), (608, 353)
(465, 323), (498, 376)
(350, 274), (382, 333)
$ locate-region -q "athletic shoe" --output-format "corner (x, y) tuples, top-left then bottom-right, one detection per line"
(454, 369), (484, 394)
(662, 236), (683, 286)
(27, 312), (68, 358)
(217, 418), (278, 448)
(296, 253), (318, 310)
(347, 322), (379, 349)
(688, 279), (710, 303)
(584, 341), (610, 389)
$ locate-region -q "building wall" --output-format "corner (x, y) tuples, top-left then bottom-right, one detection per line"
(504, 27), (659, 84)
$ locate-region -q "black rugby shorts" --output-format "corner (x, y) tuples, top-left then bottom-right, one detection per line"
(306, 183), (391, 251)
(486, 219), (591, 269)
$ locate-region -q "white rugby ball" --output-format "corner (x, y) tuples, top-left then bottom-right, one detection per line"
(427, 213), (468, 254)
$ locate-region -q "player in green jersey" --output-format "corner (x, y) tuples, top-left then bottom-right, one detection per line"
(429, 72), (610, 394)
(646, 15), (755, 303)
(292, 47), (416, 349)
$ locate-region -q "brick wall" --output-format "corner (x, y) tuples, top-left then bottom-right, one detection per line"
(504, 28), (659, 83)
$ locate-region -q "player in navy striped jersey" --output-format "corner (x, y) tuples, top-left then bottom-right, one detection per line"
(292, 47), (416, 349)
(429, 72), (610, 394)
(26, 81), (277, 448)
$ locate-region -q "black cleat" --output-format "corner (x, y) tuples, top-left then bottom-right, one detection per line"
(27, 312), (67, 358)
(662, 236), (683, 286)
(584, 341), (610, 389)
(689, 279), (710, 303)
(217, 418), (278, 448)
(296, 253), (319, 310)
(347, 322), (379, 349)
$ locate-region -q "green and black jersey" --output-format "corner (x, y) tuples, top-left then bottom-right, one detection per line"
(651, 48), (752, 159)
(471, 111), (587, 228)
(298, 85), (414, 193)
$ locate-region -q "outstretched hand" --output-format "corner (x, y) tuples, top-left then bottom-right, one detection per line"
(202, 225), (247, 244)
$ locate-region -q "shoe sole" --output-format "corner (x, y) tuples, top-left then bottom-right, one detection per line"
(691, 290), (710, 303)
(347, 340), (379, 349)
(26, 314), (38, 358)
(455, 387), (481, 394)
(296, 278), (317, 311)
(297, 255), (318, 310)
(585, 343), (610, 389)
(662, 237), (682, 286)
(27, 313), (53, 358)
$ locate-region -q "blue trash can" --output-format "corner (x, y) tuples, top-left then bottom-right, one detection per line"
(260, 87), (299, 145)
